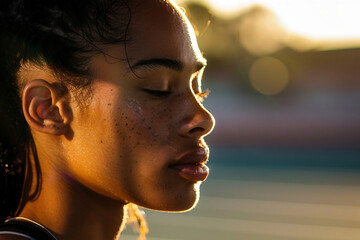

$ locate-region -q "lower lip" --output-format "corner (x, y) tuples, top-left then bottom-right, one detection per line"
(171, 164), (209, 182)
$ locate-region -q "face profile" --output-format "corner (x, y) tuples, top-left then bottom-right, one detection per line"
(0, 0), (215, 239)
(65, 0), (215, 212)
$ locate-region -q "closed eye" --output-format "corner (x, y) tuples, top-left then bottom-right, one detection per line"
(143, 89), (172, 96)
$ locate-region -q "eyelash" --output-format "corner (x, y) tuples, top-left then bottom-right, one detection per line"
(143, 87), (211, 102)
(196, 88), (210, 103)
(143, 89), (171, 96)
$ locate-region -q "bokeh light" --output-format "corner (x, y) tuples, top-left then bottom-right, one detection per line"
(238, 6), (287, 55)
(249, 57), (289, 95)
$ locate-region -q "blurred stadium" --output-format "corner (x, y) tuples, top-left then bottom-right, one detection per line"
(122, 1), (360, 239)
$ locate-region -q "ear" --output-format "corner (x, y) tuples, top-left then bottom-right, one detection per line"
(22, 79), (72, 135)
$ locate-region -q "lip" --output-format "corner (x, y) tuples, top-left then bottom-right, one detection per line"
(169, 148), (209, 182)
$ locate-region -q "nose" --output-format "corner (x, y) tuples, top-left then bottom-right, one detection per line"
(179, 102), (215, 138)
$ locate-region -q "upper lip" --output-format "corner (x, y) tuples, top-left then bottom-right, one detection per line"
(170, 147), (209, 166)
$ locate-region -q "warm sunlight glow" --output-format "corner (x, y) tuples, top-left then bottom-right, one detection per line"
(177, 0), (360, 40)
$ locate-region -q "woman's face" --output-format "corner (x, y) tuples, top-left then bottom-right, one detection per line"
(63, 0), (215, 211)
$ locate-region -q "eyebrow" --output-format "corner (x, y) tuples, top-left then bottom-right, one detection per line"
(131, 58), (206, 72)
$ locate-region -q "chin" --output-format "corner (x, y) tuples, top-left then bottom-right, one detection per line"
(146, 182), (202, 212)
(173, 196), (200, 212)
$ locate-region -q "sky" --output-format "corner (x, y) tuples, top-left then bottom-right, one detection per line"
(176, 0), (360, 40)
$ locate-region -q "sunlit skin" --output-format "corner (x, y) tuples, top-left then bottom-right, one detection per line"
(18, 1), (215, 240)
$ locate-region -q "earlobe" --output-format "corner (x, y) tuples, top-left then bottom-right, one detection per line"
(22, 79), (72, 135)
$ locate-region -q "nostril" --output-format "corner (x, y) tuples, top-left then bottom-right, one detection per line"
(179, 108), (214, 137)
(189, 127), (204, 134)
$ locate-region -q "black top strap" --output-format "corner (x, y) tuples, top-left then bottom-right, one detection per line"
(0, 220), (56, 240)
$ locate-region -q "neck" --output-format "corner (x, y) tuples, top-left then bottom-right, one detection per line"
(19, 165), (126, 240)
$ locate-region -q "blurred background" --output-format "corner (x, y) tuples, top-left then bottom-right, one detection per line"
(122, 0), (360, 239)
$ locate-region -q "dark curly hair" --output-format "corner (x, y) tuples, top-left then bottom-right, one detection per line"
(0, 0), (133, 221)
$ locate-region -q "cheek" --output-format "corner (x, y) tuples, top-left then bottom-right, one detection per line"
(67, 81), (195, 203)
(91, 96), (176, 201)
(114, 96), (177, 149)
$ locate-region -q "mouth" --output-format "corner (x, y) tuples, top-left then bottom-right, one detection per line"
(169, 148), (209, 183)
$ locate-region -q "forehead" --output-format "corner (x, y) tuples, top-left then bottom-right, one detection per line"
(126, 0), (204, 68)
